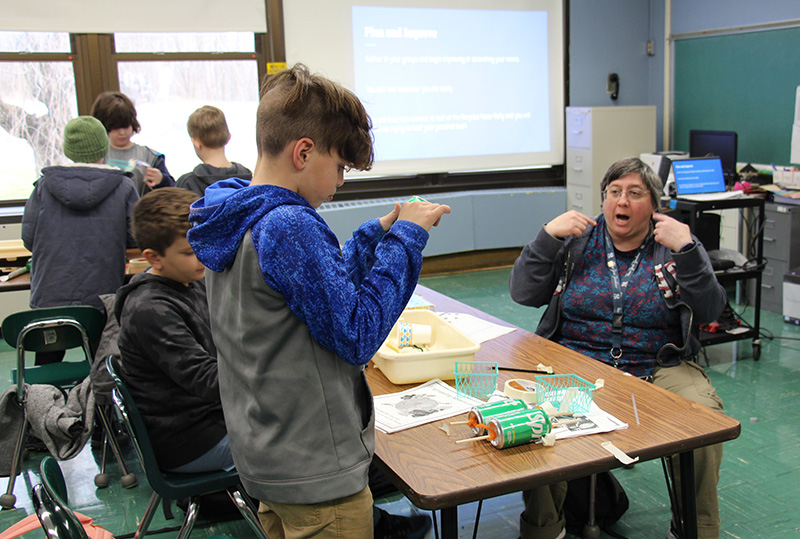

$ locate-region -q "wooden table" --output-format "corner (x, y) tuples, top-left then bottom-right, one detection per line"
(0, 240), (31, 292)
(0, 247), (144, 293)
(367, 285), (741, 539)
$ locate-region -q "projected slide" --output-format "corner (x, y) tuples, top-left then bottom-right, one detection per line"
(352, 6), (550, 164)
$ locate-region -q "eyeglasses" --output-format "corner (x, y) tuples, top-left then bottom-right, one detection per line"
(604, 187), (649, 202)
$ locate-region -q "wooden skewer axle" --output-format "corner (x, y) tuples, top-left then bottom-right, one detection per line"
(455, 435), (491, 444)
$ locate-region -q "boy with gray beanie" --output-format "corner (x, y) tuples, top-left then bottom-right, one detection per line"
(22, 116), (140, 364)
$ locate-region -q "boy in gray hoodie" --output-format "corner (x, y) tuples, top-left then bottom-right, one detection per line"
(188, 63), (449, 539)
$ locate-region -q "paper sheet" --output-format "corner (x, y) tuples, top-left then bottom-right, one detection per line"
(550, 400), (629, 440)
(436, 312), (516, 343)
(374, 379), (483, 434)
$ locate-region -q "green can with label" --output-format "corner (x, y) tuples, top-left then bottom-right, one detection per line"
(488, 408), (552, 449)
(468, 399), (528, 435)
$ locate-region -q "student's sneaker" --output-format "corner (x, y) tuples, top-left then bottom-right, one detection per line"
(374, 507), (432, 539)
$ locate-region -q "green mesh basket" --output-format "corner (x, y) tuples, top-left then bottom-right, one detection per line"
(454, 361), (498, 399)
(534, 374), (596, 413)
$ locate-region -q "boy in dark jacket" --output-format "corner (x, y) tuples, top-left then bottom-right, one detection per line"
(115, 188), (230, 473)
(23, 116), (138, 364)
(118, 188), (434, 538)
(176, 105), (252, 197)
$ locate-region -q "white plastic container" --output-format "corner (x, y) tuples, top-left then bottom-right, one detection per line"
(371, 309), (481, 384)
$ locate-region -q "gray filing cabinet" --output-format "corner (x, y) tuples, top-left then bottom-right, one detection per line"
(566, 106), (657, 215)
(761, 203), (800, 313)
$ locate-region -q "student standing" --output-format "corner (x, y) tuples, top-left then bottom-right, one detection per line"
(22, 116), (138, 363)
(188, 63), (449, 539)
(91, 91), (174, 196)
(176, 105), (252, 197)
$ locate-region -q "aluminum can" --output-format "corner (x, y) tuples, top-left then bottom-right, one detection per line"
(468, 399), (528, 435)
(488, 408), (552, 449)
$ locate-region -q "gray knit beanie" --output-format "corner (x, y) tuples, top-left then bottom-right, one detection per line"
(63, 116), (109, 163)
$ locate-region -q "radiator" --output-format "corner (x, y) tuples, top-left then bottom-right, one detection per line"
(319, 187), (567, 256)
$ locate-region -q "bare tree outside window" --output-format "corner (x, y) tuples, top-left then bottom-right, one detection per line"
(0, 32), (77, 200)
(0, 31), (259, 202)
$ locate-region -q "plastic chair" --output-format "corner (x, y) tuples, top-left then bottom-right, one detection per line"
(0, 306), (134, 510)
(106, 356), (269, 539)
(32, 484), (88, 539)
(32, 456), (91, 539)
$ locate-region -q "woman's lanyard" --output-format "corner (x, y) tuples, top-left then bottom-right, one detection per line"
(603, 226), (649, 366)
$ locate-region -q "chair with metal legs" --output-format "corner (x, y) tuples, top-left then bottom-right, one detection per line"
(1, 306), (134, 509)
(106, 356), (269, 539)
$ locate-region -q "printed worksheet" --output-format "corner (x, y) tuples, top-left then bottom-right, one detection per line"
(374, 379), (483, 434)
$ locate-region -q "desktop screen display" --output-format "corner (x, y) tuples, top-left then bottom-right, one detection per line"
(689, 130), (737, 181)
(672, 158), (727, 195)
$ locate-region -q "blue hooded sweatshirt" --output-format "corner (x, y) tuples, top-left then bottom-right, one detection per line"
(188, 178), (430, 365)
(187, 178), (430, 504)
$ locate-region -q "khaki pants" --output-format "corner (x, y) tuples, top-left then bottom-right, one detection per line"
(521, 361), (724, 539)
(258, 486), (374, 539)
(653, 361), (724, 539)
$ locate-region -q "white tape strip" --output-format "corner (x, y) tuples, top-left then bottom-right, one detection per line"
(558, 387), (577, 414)
(503, 378), (538, 403)
(601, 441), (639, 465)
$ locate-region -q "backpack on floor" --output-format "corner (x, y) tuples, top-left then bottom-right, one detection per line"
(564, 471), (629, 539)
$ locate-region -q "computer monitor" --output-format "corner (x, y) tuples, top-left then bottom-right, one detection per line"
(689, 130), (738, 185)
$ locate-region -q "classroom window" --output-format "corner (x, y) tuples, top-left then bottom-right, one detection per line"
(0, 60), (78, 200)
(117, 59), (259, 179)
(114, 32), (256, 53)
(0, 31), (70, 53)
(0, 31), (77, 201)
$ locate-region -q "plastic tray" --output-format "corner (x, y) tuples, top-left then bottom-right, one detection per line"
(371, 309), (480, 384)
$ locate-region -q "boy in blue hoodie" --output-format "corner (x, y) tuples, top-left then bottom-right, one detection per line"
(187, 63), (449, 539)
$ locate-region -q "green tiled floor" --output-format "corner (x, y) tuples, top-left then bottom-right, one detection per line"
(2, 267), (799, 538)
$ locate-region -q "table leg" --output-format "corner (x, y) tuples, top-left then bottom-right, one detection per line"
(440, 506), (458, 539)
(679, 451), (697, 539)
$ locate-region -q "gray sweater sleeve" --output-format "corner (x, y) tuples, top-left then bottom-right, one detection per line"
(670, 240), (727, 325)
(509, 226), (569, 307)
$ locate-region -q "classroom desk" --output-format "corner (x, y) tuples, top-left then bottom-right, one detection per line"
(367, 285), (741, 539)
(0, 247), (144, 293)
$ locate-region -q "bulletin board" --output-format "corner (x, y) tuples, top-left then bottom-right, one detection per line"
(673, 26), (800, 166)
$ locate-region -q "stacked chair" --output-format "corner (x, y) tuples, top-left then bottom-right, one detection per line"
(1, 306), (134, 510)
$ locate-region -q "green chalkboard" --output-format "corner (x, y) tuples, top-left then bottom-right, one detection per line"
(674, 27), (800, 166)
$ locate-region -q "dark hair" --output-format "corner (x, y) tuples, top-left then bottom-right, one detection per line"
(187, 105), (230, 148)
(133, 188), (199, 254)
(600, 157), (662, 208)
(256, 63), (374, 171)
(90, 91), (141, 133)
